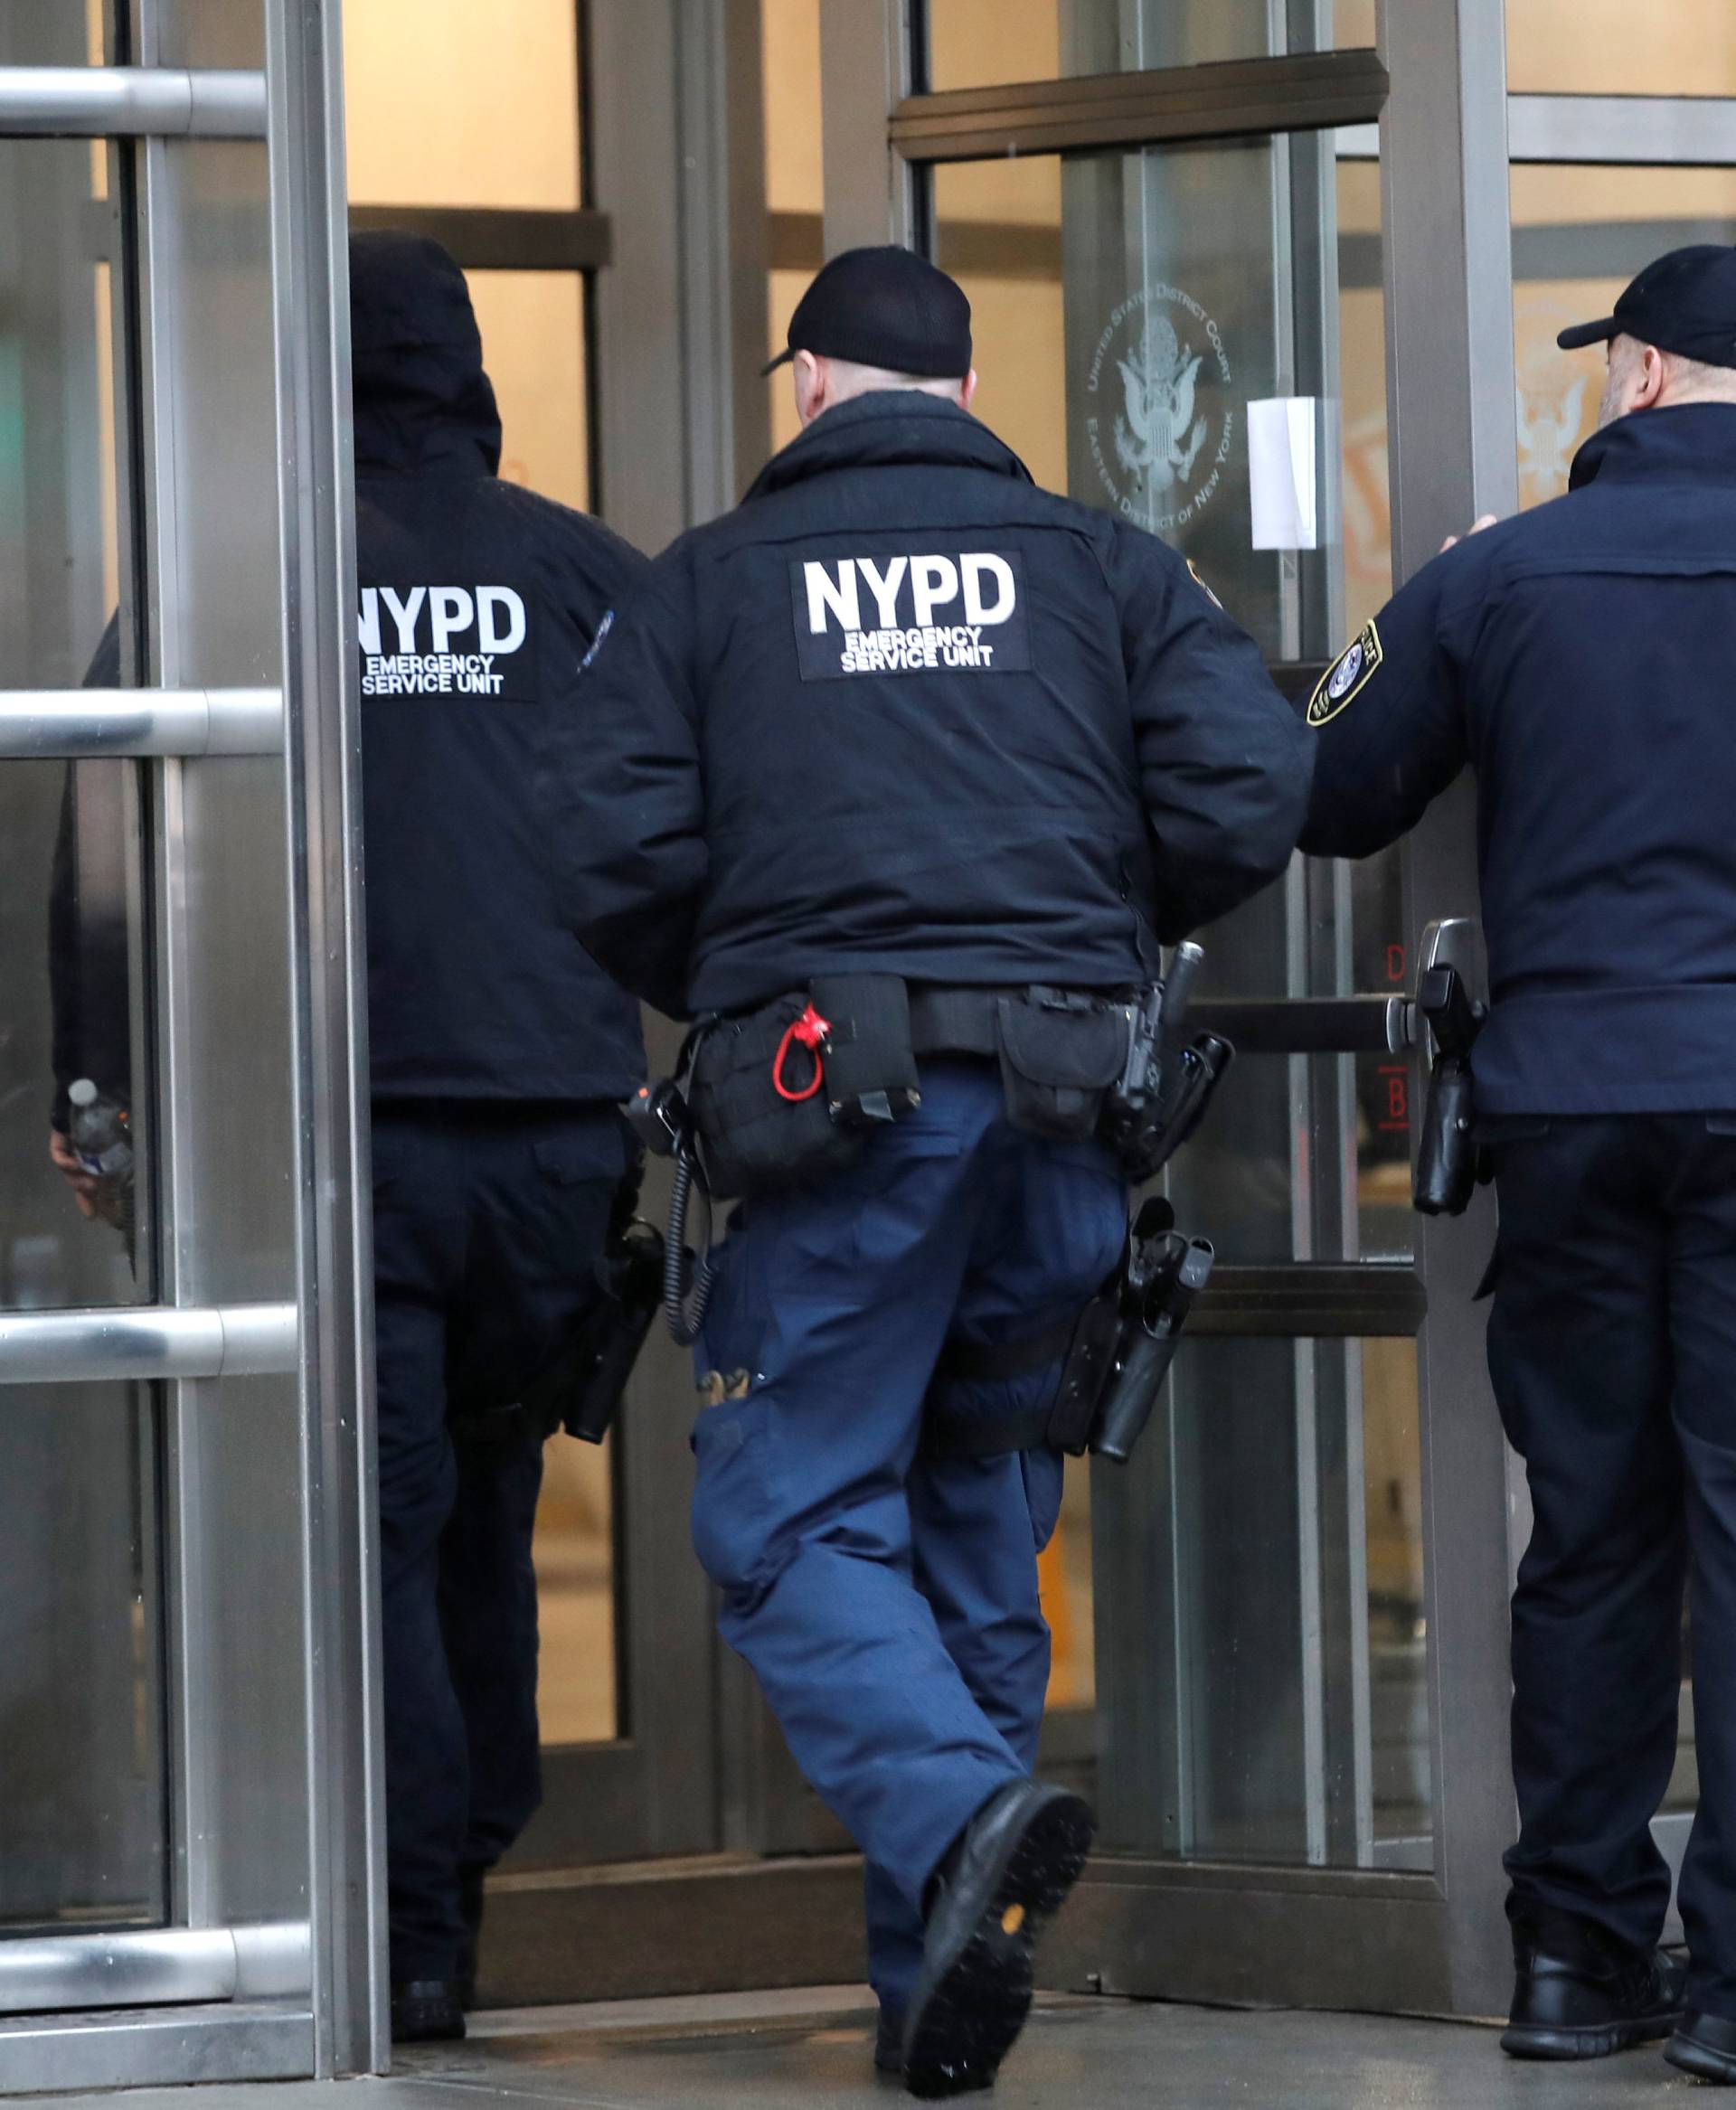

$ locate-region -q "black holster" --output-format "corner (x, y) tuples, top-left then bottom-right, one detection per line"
(923, 1198), (1214, 1465)
(520, 1197), (666, 1445)
(1413, 965), (1490, 1217)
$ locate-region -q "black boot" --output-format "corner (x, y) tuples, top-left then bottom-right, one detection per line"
(1501, 1908), (1684, 2060)
(874, 2005), (905, 2077)
(391, 1978), (467, 2044)
(1667, 2011), (1736, 2083)
(900, 1778), (1094, 2100)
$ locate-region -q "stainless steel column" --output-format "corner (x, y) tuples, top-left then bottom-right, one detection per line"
(1378, 0), (1517, 2022)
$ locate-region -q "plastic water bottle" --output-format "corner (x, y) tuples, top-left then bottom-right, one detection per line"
(67, 1078), (134, 1236)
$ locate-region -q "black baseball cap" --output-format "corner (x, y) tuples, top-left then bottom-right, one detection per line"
(764, 245), (973, 378)
(1557, 243), (1736, 369)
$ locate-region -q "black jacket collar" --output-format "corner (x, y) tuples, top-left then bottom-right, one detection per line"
(744, 391), (1034, 502)
(1569, 401), (1736, 492)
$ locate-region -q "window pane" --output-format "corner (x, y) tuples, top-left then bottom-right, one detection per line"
(1509, 0), (1736, 95)
(1095, 1337), (1430, 1870)
(0, 1382), (165, 1928)
(344, 0), (582, 210)
(0, 140), (146, 1313)
(1513, 164), (1736, 508)
(923, 0), (1370, 93)
(467, 270), (590, 514)
(933, 138), (1387, 657)
(1045, 1455), (1095, 1712)
(533, 1440), (617, 1746)
(763, 0), (825, 457)
(935, 136), (1395, 1266)
(929, 156), (1068, 492)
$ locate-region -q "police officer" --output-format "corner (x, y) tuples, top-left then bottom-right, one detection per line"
(537, 247), (1309, 2096)
(1301, 245), (1736, 2081)
(348, 234), (646, 2043)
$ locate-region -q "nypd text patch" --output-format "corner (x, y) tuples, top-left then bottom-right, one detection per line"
(1307, 617), (1383, 727)
(789, 548), (1032, 682)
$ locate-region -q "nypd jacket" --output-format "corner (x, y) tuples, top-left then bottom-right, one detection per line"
(538, 391), (1310, 1018)
(353, 237), (646, 1099)
(1302, 401), (1736, 1114)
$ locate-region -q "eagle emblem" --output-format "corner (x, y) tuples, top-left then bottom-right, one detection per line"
(1114, 315), (1210, 497)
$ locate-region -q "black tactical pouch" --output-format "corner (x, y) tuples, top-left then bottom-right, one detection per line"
(688, 995), (866, 1200)
(808, 974), (920, 1129)
(994, 988), (1128, 1142)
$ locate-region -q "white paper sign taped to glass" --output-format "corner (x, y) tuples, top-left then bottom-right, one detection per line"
(1247, 396), (1320, 552)
(788, 548), (1032, 681)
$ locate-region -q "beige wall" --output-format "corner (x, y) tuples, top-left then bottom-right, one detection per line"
(344, 5), (590, 510)
(344, 0), (580, 209)
(1509, 0), (1736, 94)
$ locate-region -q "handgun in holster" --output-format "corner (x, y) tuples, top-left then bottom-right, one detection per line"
(1100, 940), (1236, 1182)
(520, 1156), (666, 1444)
(1412, 960), (1489, 1218)
(1084, 1197), (1216, 1464)
(927, 1195), (1215, 1468)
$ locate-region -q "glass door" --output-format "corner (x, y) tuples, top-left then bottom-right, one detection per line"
(337, 2), (719, 1898)
(0, 0), (375, 2088)
(816, 0), (1527, 2020)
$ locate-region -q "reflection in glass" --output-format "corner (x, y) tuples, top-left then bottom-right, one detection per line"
(0, 135), (143, 1313)
(1094, 1336), (1430, 1869)
(0, 1382), (165, 1928)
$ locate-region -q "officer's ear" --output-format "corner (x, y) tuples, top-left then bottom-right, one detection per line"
(958, 369), (979, 412)
(793, 350), (826, 428)
(1635, 343), (1671, 411)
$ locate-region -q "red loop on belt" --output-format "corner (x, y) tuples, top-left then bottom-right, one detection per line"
(773, 1003), (831, 1102)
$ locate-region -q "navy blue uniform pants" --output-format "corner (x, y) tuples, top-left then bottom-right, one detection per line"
(372, 1100), (625, 1983)
(1487, 1112), (1736, 2018)
(692, 1062), (1126, 2016)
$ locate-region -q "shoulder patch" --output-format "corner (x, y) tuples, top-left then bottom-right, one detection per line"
(1186, 559), (1223, 612)
(1307, 617), (1383, 728)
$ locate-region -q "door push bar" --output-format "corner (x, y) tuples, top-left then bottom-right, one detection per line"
(0, 1304), (299, 1386)
(0, 1923), (309, 2016)
(0, 688), (283, 759)
(0, 67), (265, 141)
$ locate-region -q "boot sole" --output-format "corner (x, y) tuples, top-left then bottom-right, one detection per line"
(901, 1791), (1095, 2100)
(1666, 2034), (1736, 2084)
(1501, 2008), (1680, 2061)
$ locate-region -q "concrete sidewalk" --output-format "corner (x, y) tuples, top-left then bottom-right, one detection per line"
(26, 1988), (1715, 2108)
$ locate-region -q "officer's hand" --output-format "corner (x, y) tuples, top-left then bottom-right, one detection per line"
(48, 1126), (100, 1220)
(1439, 513), (1499, 552)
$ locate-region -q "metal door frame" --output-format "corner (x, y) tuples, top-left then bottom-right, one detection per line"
(0, 0), (379, 2088)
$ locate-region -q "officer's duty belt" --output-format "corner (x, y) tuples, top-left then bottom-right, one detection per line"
(907, 984), (1015, 1059)
(922, 1315), (1081, 1461)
